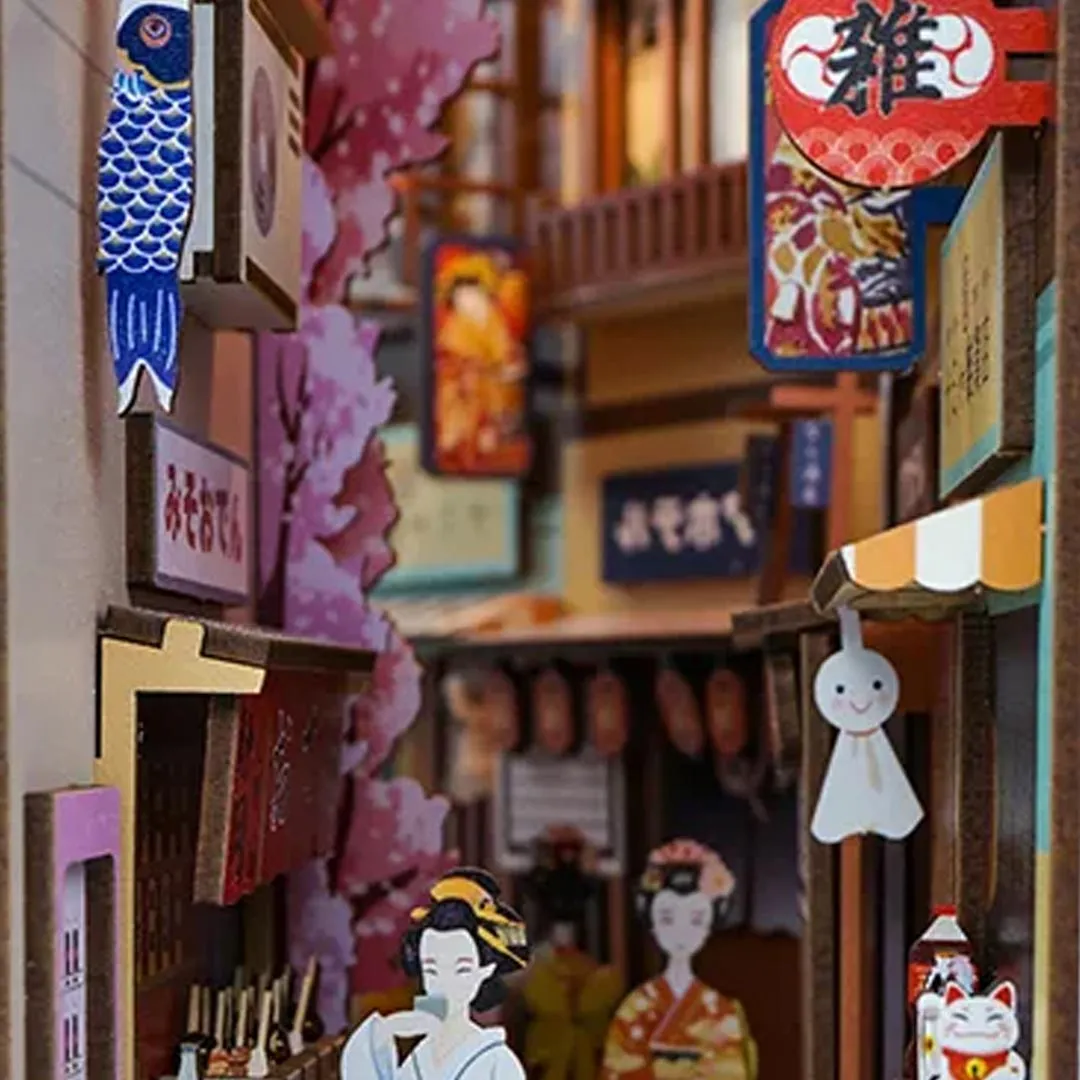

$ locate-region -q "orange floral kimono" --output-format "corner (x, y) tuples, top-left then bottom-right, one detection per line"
(599, 977), (757, 1080)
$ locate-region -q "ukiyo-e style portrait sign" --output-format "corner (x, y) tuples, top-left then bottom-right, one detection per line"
(600, 840), (758, 1080)
(810, 607), (924, 843)
(97, 0), (195, 415)
(749, 0), (964, 374)
(341, 868), (531, 1080)
(766, 0), (1051, 189)
(420, 236), (533, 479)
(25, 786), (122, 1080)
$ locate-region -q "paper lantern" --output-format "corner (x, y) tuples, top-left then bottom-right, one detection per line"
(655, 668), (705, 757)
(483, 669), (521, 753)
(705, 669), (748, 758)
(532, 668), (575, 756)
(586, 670), (629, 756)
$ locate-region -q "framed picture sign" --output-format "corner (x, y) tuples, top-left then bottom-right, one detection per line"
(420, 235), (532, 478)
(25, 786), (122, 1080)
(126, 415), (251, 605)
(602, 463), (761, 584)
(374, 425), (521, 594)
(939, 133), (1037, 498)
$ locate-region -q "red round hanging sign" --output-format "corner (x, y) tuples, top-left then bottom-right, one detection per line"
(767, 0), (1051, 188)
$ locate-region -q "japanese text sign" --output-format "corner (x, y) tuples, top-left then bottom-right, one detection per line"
(375, 425), (520, 593)
(768, 0), (1051, 189)
(127, 416), (251, 605)
(602, 464), (760, 584)
(745, 435), (818, 574)
(938, 135), (1019, 497)
(790, 420), (833, 509)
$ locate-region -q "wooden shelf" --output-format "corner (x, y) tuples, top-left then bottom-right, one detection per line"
(264, 0), (335, 59)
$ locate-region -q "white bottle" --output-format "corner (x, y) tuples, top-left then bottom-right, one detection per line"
(176, 1041), (202, 1080)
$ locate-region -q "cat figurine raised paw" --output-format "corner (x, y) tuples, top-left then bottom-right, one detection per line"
(915, 980), (1026, 1080)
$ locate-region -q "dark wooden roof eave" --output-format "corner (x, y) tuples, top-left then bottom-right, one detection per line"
(730, 600), (836, 650)
(99, 605), (377, 676)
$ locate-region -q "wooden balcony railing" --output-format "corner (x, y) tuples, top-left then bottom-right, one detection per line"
(527, 161), (749, 316)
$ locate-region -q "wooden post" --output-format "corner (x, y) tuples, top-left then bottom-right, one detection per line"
(513, 0), (542, 234)
(800, 630), (837, 1080)
(1050, 0), (1080, 1066)
(684, 0), (710, 169)
(744, 372), (878, 1080)
(658, 0), (681, 178)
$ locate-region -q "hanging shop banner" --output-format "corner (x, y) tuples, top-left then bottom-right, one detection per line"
(939, 134), (1036, 498)
(766, 0), (1051, 189)
(420, 235), (532, 478)
(748, 0), (965, 375)
(97, 0), (195, 415)
(194, 672), (344, 905)
(602, 463), (760, 584)
(790, 419), (833, 509)
(744, 434), (818, 574)
(375, 425), (521, 593)
(126, 415), (251, 606)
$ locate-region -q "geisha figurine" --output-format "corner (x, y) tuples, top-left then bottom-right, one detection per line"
(600, 840), (757, 1080)
(517, 826), (624, 1080)
(341, 868), (531, 1080)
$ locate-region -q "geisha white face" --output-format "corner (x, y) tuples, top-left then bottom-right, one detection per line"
(650, 888), (713, 961)
(419, 927), (496, 1011)
(453, 282), (493, 325)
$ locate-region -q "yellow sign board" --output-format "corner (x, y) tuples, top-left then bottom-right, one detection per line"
(377, 425), (520, 592)
(939, 136), (1005, 498)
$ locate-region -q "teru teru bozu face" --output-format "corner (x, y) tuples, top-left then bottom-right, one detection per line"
(118, 5), (192, 87)
(813, 646), (899, 735)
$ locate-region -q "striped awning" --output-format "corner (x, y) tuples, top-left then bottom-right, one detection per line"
(811, 478), (1044, 615)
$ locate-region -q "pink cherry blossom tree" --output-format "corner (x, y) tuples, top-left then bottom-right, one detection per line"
(264, 0), (499, 1030)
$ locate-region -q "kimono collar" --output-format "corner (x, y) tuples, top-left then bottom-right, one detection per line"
(412, 1025), (508, 1079)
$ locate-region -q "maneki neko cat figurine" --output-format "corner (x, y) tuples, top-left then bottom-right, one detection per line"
(915, 981), (1026, 1080)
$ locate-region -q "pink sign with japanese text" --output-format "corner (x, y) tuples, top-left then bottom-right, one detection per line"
(129, 417), (251, 605)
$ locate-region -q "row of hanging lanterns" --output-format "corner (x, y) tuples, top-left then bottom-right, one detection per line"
(442, 656), (799, 775)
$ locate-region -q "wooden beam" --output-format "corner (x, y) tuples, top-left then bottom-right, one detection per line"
(513, 0), (543, 229)
(756, 423), (796, 606)
(580, 0), (602, 198)
(684, 0), (710, 169)
(1050, 0), (1080, 1064)
(568, 374), (837, 439)
(659, 0), (681, 178)
(598, 1), (626, 191)
(800, 630), (838, 1080)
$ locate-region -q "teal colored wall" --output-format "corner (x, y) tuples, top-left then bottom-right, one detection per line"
(984, 282), (1055, 1076)
(987, 282), (1055, 853)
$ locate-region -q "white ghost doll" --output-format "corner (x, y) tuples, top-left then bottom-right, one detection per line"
(810, 606), (924, 843)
